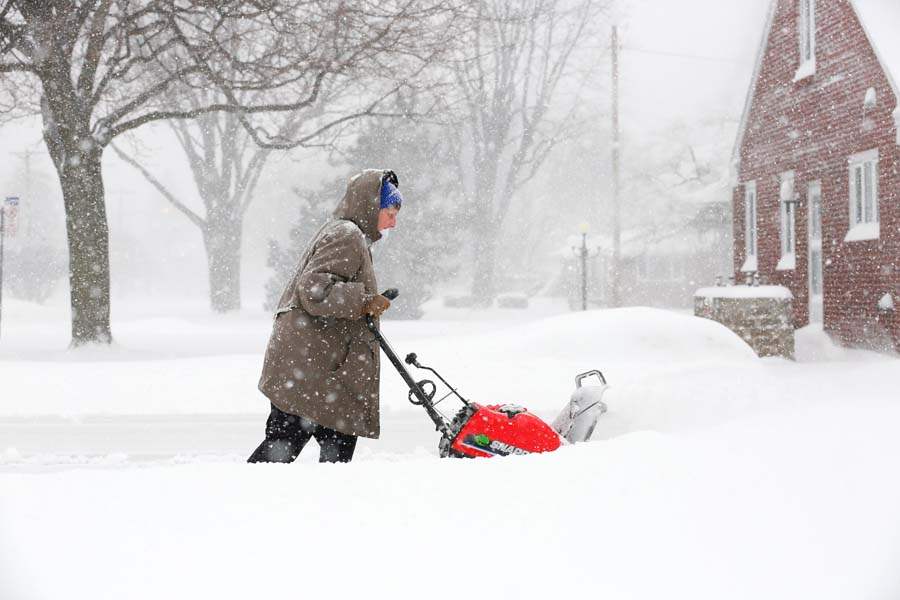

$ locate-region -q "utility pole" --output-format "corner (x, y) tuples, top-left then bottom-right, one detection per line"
(610, 25), (621, 308)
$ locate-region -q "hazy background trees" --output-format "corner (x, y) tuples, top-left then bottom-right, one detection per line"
(0, 0), (456, 343)
(109, 7), (452, 315)
(111, 106), (271, 314)
(445, 0), (609, 301)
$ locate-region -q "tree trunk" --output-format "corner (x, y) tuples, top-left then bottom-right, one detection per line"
(470, 210), (501, 303)
(203, 213), (243, 312)
(469, 160), (500, 302)
(471, 231), (498, 302)
(39, 67), (113, 345)
(58, 152), (113, 345)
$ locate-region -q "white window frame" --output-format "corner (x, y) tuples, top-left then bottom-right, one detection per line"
(777, 171), (797, 270)
(807, 181), (824, 325)
(741, 181), (758, 272)
(845, 149), (880, 242)
(795, 0), (816, 80)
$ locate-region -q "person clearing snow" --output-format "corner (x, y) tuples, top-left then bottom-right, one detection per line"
(249, 168), (608, 464)
(249, 169), (403, 464)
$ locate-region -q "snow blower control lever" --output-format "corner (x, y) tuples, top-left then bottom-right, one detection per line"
(366, 289), (453, 438)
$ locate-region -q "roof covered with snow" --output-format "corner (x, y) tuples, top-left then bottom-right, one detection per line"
(851, 0), (900, 99)
(695, 285), (793, 300)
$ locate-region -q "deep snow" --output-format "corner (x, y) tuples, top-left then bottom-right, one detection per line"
(2, 297), (899, 599)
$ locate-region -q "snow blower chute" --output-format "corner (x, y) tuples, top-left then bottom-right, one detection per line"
(368, 290), (610, 458)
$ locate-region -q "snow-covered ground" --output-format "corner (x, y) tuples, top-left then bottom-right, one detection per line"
(2, 297), (899, 599)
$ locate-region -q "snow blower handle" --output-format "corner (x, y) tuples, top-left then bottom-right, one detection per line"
(365, 289), (452, 437)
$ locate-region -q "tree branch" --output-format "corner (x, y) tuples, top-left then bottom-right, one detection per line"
(104, 69), (328, 141)
(110, 142), (206, 229)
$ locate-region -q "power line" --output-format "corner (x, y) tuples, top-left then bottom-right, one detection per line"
(622, 45), (749, 65)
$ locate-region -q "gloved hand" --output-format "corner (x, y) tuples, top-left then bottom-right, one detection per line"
(362, 294), (391, 318)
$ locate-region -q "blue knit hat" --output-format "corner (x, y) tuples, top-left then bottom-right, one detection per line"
(380, 180), (403, 210)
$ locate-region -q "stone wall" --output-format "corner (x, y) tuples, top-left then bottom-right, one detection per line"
(695, 286), (794, 359)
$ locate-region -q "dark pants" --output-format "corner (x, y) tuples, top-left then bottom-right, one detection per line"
(247, 404), (358, 464)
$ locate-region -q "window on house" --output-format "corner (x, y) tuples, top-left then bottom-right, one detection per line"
(796, 0), (816, 80)
(742, 181), (758, 272)
(846, 149), (880, 241)
(778, 172), (796, 270)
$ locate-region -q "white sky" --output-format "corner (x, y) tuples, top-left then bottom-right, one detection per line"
(618, 0), (770, 138)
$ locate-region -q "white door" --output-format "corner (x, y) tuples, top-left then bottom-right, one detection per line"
(808, 182), (824, 325)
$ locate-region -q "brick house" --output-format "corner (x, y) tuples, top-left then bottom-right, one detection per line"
(733, 0), (899, 351)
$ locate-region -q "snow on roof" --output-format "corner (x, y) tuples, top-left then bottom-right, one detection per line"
(731, 1), (779, 164)
(851, 0), (900, 101)
(695, 285), (793, 300)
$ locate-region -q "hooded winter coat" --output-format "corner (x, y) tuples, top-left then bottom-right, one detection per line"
(258, 169), (385, 438)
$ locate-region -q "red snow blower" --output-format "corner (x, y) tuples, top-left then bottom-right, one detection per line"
(367, 289), (609, 458)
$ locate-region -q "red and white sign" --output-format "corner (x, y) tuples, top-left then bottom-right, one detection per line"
(2, 196), (18, 238)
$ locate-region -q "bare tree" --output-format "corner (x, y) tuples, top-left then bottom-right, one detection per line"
(112, 20), (454, 312)
(110, 110), (265, 313)
(446, 0), (607, 299)
(111, 93), (317, 313)
(0, 0), (454, 344)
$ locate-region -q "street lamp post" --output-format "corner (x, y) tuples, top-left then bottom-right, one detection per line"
(579, 231), (588, 310)
(572, 223), (600, 311)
